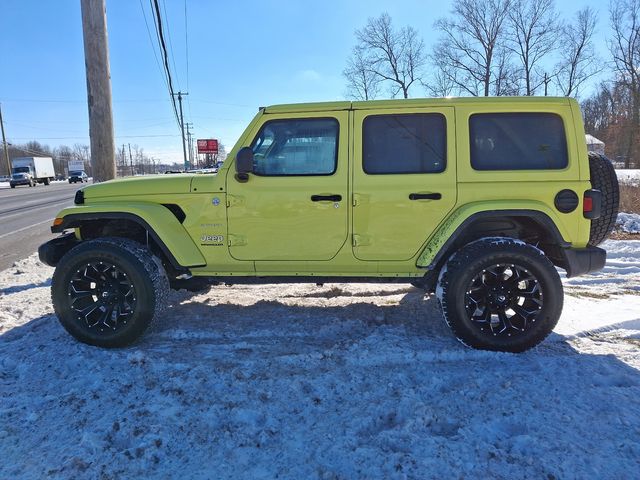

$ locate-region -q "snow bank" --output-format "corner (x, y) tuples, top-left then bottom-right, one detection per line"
(617, 169), (640, 186)
(1, 241), (640, 479)
(617, 212), (640, 234)
(0, 181), (9, 189)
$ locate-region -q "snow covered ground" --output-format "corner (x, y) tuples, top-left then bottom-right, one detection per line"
(617, 212), (640, 234)
(1, 241), (639, 479)
(0, 180), (69, 188)
(617, 169), (640, 186)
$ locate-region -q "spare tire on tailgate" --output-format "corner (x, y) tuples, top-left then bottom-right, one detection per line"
(588, 152), (619, 246)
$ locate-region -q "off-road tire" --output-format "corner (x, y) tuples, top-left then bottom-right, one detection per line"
(52, 237), (169, 347)
(588, 152), (619, 246)
(437, 238), (563, 353)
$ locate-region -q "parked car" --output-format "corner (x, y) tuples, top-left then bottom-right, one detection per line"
(39, 97), (619, 352)
(0, 175), (10, 183)
(68, 171), (88, 183)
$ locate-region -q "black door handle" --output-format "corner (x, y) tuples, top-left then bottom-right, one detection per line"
(409, 193), (442, 200)
(311, 194), (342, 202)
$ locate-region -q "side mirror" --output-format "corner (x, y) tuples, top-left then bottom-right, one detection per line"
(236, 147), (254, 173)
(235, 147), (254, 182)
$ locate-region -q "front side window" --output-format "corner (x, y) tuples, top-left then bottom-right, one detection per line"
(363, 114), (447, 174)
(470, 113), (568, 170)
(250, 118), (339, 176)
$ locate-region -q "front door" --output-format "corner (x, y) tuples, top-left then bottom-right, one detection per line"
(352, 107), (457, 261)
(226, 113), (349, 261)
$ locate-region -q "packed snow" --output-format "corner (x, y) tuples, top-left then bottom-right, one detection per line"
(1, 241), (640, 479)
(617, 212), (640, 234)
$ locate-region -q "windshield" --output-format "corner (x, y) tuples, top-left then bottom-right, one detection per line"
(12, 166), (31, 174)
(70, 171), (84, 176)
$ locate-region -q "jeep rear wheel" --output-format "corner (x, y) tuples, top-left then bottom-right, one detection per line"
(52, 238), (169, 347)
(588, 152), (619, 246)
(437, 238), (563, 352)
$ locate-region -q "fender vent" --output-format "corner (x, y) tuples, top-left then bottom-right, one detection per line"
(554, 189), (579, 213)
(162, 204), (186, 223)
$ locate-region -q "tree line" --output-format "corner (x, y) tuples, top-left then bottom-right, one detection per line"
(1, 140), (184, 177)
(344, 0), (639, 168)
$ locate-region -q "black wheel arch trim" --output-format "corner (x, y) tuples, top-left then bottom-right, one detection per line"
(425, 209), (572, 271)
(50, 212), (203, 270)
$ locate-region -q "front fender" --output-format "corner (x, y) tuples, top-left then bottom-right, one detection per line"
(51, 202), (206, 268)
(416, 201), (574, 268)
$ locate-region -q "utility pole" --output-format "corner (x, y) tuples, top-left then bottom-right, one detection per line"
(80, 0), (116, 182)
(172, 91), (189, 170)
(128, 143), (134, 176)
(120, 143), (126, 177)
(185, 122), (193, 168)
(0, 103), (10, 176)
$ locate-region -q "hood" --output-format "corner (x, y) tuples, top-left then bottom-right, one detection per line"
(82, 175), (194, 200)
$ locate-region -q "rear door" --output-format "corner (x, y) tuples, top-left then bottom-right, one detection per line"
(352, 107), (457, 261)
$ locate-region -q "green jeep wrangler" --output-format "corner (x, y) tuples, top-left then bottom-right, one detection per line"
(39, 97), (619, 352)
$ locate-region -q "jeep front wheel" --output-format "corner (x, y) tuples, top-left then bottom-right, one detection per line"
(437, 238), (563, 352)
(51, 238), (169, 347)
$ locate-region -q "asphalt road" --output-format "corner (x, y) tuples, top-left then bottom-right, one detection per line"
(0, 181), (84, 271)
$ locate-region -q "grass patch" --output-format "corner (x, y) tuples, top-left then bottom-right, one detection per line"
(619, 184), (640, 214)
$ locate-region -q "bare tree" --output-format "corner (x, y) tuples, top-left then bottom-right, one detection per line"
(433, 0), (513, 97)
(609, 0), (640, 167)
(345, 13), (426, 99)
(555, 7), (600, 98)
(507, 0), (560, 95)
(343, 46), (381, 100)
(423, 68), (458, 97)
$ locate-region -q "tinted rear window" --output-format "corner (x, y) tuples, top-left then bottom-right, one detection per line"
(363, 114), (446, 174)
(469, 113), (568, 170)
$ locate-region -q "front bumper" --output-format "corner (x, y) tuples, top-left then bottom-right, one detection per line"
(10, 179), (31, 186)
(561, 246), (606, 277)
(38, 233), (79, 267)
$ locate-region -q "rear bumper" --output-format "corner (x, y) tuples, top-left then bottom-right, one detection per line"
(38, 233), (79, 267)
(561, 246), (606, 278)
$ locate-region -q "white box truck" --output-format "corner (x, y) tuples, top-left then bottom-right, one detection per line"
(67, 159), (88, 183)
(10, 157), (56, 188)
(67, 159), (85, 173)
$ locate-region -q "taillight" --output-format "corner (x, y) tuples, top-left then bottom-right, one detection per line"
(583, 190), (602, 220)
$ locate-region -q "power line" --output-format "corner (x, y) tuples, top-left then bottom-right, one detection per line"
(161, 0), (181, 90)
(184, 0), (193, 125)
(0, 97), (254, 108)
(149, 0), (180, 128)
(9, 134), (180, 140)
(184, 0), (189, 91)
(138, 0), (170, 94)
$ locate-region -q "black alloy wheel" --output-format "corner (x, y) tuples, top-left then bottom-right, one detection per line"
(465, 263), (542, 338)
(67, 261), (137, 333)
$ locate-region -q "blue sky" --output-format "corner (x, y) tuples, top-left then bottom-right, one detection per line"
(0, 0), (609, 163)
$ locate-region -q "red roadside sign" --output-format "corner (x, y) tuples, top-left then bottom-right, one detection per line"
(197, 139), (219, 154)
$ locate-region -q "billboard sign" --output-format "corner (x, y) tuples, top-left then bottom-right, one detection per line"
(197, 139), (219, 154)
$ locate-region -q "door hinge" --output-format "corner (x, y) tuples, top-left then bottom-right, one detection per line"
(352, 234), (370, 247)
(228, 234), (247, 247)
(226, 194), (245, 207)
